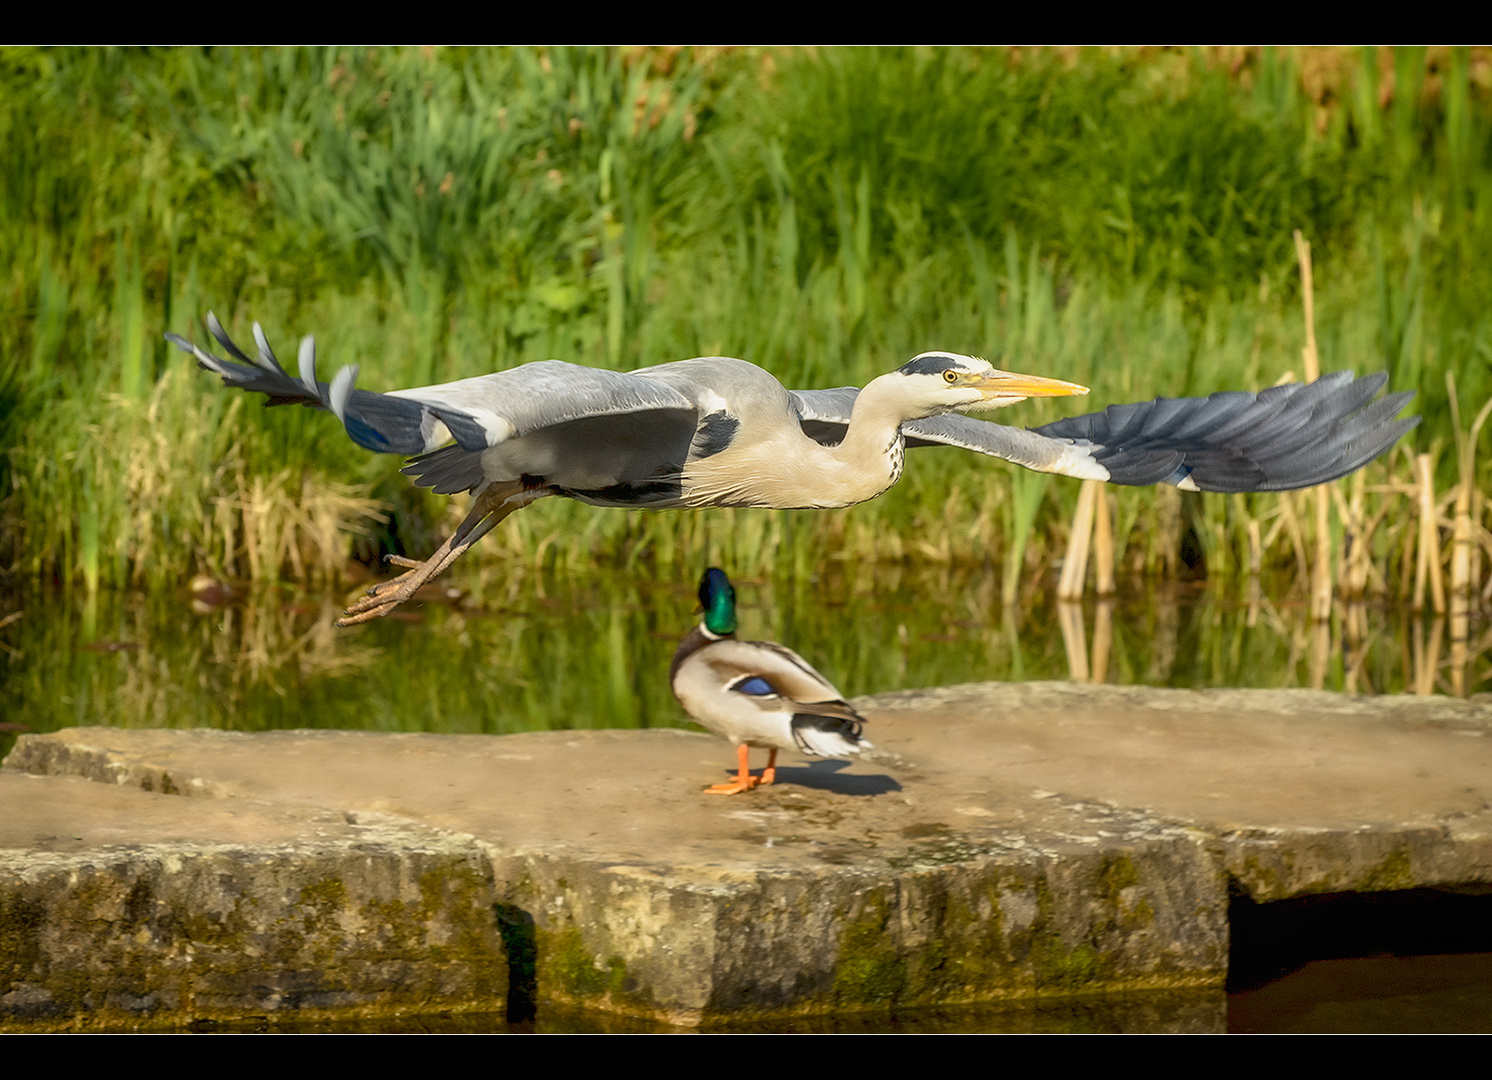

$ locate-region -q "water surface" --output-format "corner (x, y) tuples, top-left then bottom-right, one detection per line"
(5, 565), (1490, 1034)
(3, 565), (1484, 758)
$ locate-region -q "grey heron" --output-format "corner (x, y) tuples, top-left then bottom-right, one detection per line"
(167, 315), (1418, 625)
(672, 567), (870, 795)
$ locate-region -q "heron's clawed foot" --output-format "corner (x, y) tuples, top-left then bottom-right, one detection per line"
(334, 483), (533, 629)
(337, 573), (428, 626)
(337, 549), (457, 627)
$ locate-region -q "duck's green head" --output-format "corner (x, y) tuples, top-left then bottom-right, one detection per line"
(698, 567), (737, 637)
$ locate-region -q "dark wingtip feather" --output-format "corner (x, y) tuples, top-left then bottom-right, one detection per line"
(1037, 371), (1418, 492)
(206, 312), (256, 366)
(181, 317), (464, 461)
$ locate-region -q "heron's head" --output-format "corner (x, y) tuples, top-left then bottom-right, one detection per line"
(889, 353), (1089, 417)
(698, 567), (737, 637)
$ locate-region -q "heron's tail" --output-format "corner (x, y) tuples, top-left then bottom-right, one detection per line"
(167, 314), (485, 458)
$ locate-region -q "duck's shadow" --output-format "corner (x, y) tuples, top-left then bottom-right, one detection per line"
(764, 759), (902, 796)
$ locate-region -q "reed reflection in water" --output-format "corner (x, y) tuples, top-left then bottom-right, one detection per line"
(2, 564), (1488, 758)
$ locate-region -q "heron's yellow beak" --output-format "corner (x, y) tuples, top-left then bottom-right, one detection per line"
(973, 369), (1090, 404)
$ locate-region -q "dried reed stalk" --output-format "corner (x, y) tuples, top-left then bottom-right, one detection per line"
(1294, 230), (1334, 622)
(1057, 479), (1099, 600)
(1414, 453), (1446, 613)
(1091, 600), (1113, 683)
(1058, 601), (1088, 681)
(1447, 371), (1492, 627)
(1093, 483), (1115, 596)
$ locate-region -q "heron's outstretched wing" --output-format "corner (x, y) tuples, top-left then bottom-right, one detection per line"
(168, 315), (699, 495)
(790, 386), (861, 448)
(792, 372), (1418, 493)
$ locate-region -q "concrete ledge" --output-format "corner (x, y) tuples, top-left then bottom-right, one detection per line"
(0, 774), (506, 1028)
(5, 682), (1491, 1026)
(490, 829), (1225, 1023)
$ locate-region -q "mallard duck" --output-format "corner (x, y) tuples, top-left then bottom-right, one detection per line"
(671, 568), (871, 795)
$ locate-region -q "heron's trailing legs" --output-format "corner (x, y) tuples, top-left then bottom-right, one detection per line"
(338, 481), (545, 627)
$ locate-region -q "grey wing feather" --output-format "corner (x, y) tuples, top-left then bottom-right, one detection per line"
(388, 362), (696, 445)
(171, 318), (699, 468)
(168, 315), (478, 455)
(168, 313), (333, 408)
(901, 414), (1110, 477)
(1033, 372), (1419, 492)
(794, 374), (1418, 492)
(789, 387), (861, 447)
(790, 387), (861, 423)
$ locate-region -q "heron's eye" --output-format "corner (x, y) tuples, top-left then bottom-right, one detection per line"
(943, 370), (959, 384)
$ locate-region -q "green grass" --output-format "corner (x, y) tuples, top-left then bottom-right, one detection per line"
(2, 47), (1490, 597)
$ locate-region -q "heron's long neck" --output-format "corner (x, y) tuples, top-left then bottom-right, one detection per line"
(747, 373), (915, 508)
(683, 374), (919, 509)
(822, 374), (912, 502)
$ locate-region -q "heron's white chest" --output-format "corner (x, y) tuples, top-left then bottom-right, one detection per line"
(679, 427), (905, 509)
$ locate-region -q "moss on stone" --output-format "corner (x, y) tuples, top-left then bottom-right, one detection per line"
(0, 893), (47, 987)
(1096, 854), (1155, 929)
(1357, 846), (1416, 892)
(531, 917), (654, 1021)
(833, 891), (904, 1006)
(1034, 937), (1107, 993)
(1130, 895), (1156, 926)
(414, 864), (508, 1002)
(606, 955), (628, 997)
(297, 876), (350, 921)
(928, 877), (1010, 995)
(1238, 853), (1281, 898)
(3, 841), (508, 1027)
(1100, 855), (1139, 902)
(1029, 875), (1113, 994)
(542, 924), (614, 999)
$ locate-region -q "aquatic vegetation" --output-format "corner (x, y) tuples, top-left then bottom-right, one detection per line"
(3, 48), (1491, 608)
(0, 567), (1474, 768)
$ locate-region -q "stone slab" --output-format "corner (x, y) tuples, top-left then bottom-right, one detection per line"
(4, 682), (1491, 1026)
(866, 684), (1492, 901)
(0, 772), (506, 1028)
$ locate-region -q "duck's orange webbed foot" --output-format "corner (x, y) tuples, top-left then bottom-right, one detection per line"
(703, 747), (777, 795)
(703, 777), (761, 795)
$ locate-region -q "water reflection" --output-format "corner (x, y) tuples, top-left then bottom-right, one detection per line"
(2, 566), (1489, 757)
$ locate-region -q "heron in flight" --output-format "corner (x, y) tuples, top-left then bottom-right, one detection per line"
(168, 316), (1417, 625)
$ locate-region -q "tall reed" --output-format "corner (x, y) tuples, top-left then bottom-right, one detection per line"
(2, 48), (1489, 605)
